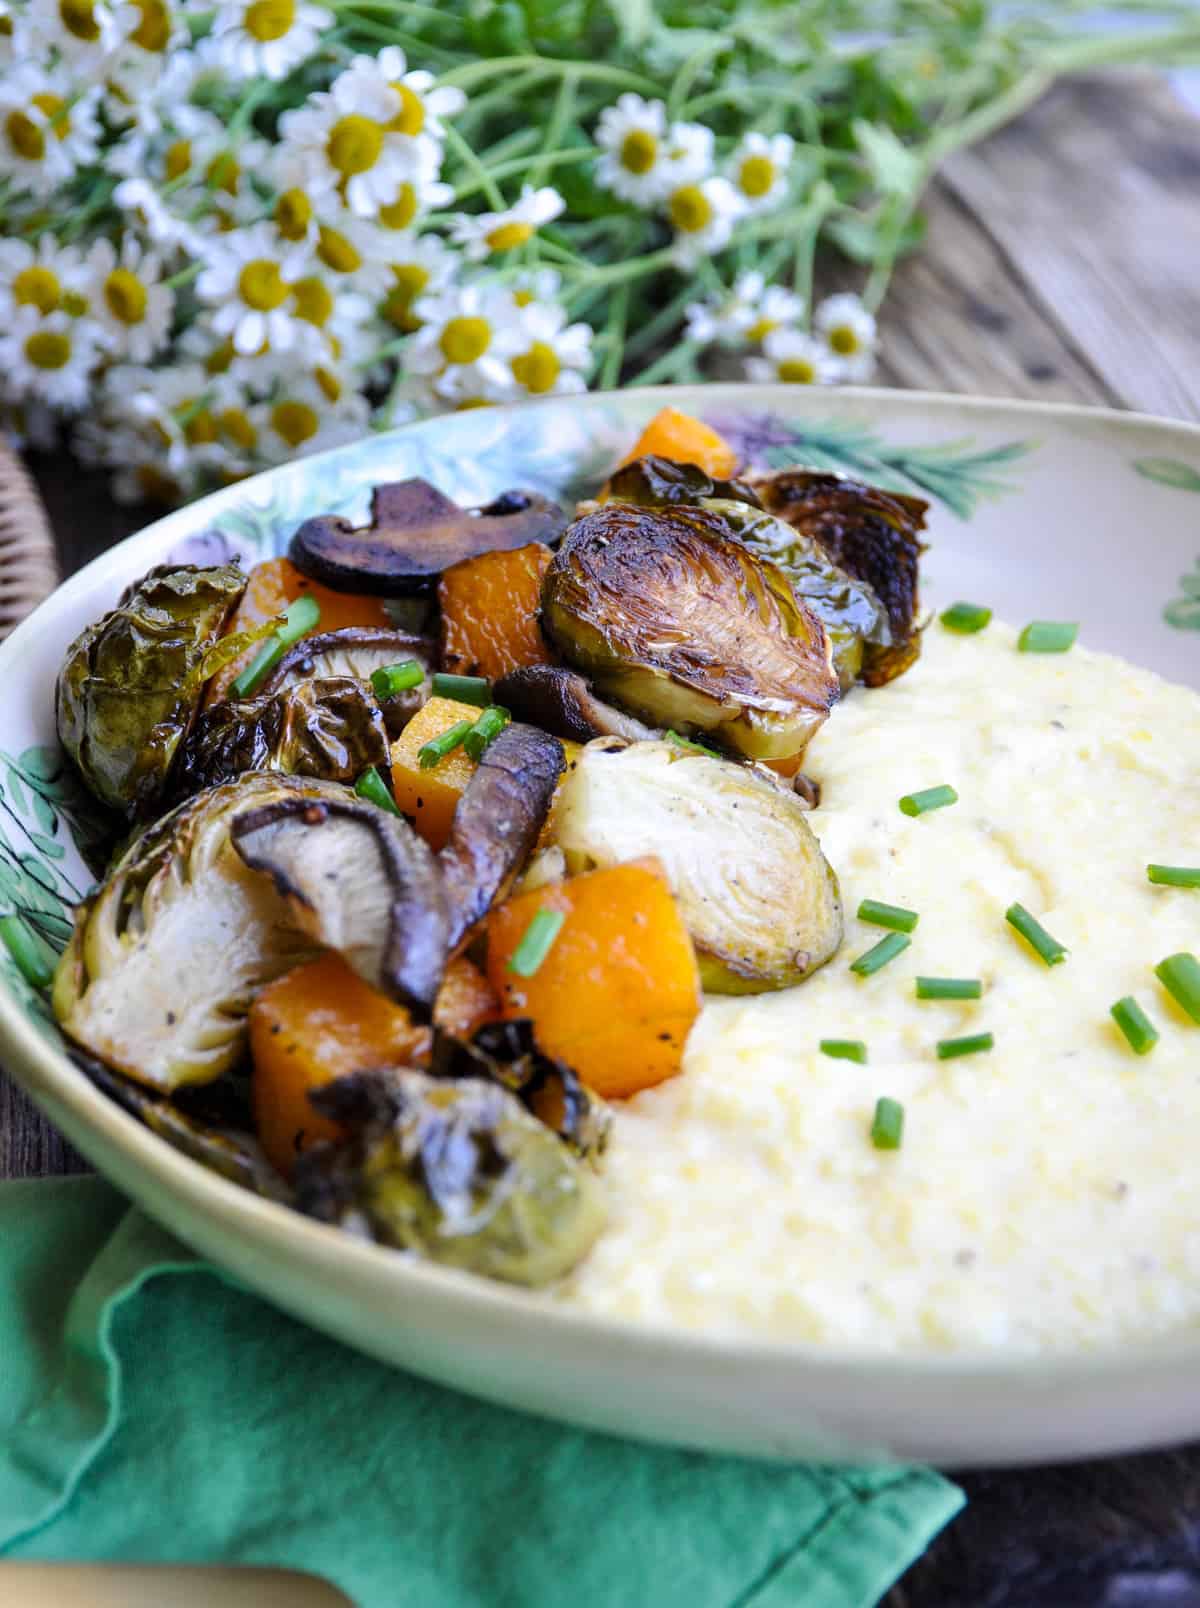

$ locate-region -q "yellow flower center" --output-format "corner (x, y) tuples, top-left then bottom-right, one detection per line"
(24, 331), (71, 370)
(164, 138), (191, 180)
(33, 94), (69, 134)
(455, 398), (492, 412)
(274, 187), (312, 241)
(827, 324), (860, 356)
(317, 225), (361, 274)
(0, 13), (12, 33)
(326, 114), (384, 177)
(619, 129), (657, 175)
(738, 155), (776, 198)
(485, 220), (534, 253)
(182, 404), (218, 446)
(61, 290), (89, 316)
(129, 0), (171, 51)
(314, 365), (341, 402)
(510, 341), (560, 395)
(218, 407), (256, 449)
(382, 262), (428, 332)
(243, 0), (294, 41)
(205, 151), (239, 195)
(6, 112), (44, 163)
(292, 276), (333, 327)
(271, 399), (319, 446)
(205, 338), (236, 373)
(377, 184), (417, 230)
(12, 266), (61, 314)
(238, 259), (288, 310)
(137, 464), (180, 503)
(513, 288), (534, 307)
(439, 315), (491, 365)
(745, 316), (777, 343)
(387, 82), (425, 136)
(777, 358), (817, 384)
(59, 0), (101, 42)
(668, 184), (712, 234)
(391, 262), (429, 298)
(104, 268), (148, 324)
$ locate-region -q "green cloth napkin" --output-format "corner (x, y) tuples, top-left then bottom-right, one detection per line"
(0, 1176), (962, 1607)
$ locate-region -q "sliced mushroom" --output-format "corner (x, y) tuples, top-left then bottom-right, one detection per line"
(289, 479), (567, 598)
(232, 793), (449, 1015)
(493, 664), (660, 745)
(439, 722), (564, 949)
(257, 626), (436, 737)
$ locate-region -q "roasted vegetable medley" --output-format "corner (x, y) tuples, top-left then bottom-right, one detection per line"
(48, 407), (928, 1288)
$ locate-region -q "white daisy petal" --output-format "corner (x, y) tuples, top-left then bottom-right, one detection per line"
(593, 93), (674, 207)
(729, 131), (794, 214)
(666, 176), (746, 269)
(747, 327), (842, 386)
(450, 186), (566, 262)
(814, 291), (878, 380)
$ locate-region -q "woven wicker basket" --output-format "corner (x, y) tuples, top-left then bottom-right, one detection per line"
(0, 439), (59, 640)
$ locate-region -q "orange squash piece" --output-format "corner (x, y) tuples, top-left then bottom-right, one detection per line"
(485, 859), (701, 1099)
(438, 543), (555, 681)
(617, 406), (739, 480)
(388, 694), (481, 849)
(249, 951), (498, 1176)
(207, 557), (391, 703)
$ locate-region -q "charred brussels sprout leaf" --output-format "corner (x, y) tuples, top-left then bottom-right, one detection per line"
(541, 503), (839, 762)
(552, 738), (843, 993)
(295, 1069), (606, 1286)
(751, 470), (927, 686)
(170, 678), (392, 803)
(56, 563), (246, 816)
(604, 455), (763, 510)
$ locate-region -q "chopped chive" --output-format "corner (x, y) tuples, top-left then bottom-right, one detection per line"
(916, 976), (982, 1001)
(870, 1096), (904, 1150)
(850, 931), (911, 977)
(857, 898), (919, 934)
(1005, 903), (1067, 967)
(371, 659), (425, 699)
(1018, 621), (1078, 654)
(820, 1038), (868, 1063)
(230, 594), (321, 699)
(507, 907), (565, 978)
(1154, 952), (1200, 1024)
(1147, 864), (1200, 889)
(898, 784), (958, 818)
(417, 719), (473, 770)
(0, 914), (54, 989)
(665, 729), (719, 756)
(1110, 996), (1159, 1055)
(430, 672), (490, 707)
(462, 705), (510, 762)
(940, 601), (992, 634)
(354, 765), (401, 817)
(936, 1031), (994, 1060)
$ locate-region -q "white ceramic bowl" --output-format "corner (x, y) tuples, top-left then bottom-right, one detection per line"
(4, 384), (1200, 1468)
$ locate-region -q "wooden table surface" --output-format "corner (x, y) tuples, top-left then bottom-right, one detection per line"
(7, 66), (1200, 1608)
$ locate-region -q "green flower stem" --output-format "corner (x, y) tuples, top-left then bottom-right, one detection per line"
(528, 70), (577, 191)
(164, 260), (203, 291)
(328, 0), (449, 21)
(623, 281), (705, 363)
(442, 123), (506, 210)
(438, 56), (661, 97)
(629, 338), (705, 388)
(452, 144), (595, 204)
(597, 284), (630, 390)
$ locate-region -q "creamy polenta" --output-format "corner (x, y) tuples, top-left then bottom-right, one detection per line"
(559, 622), (1200, 1352)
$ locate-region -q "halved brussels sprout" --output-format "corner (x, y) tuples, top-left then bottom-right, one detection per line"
(541, 503), (839, 761)
(56, 563), (246, 817)
(259, 627), (435, 737)
(295, 1068), (607, 1286)
(170, 678), (392, 803)
(602, 454), (763, 510)
(551, 739), (843, 993)
(750, 470), (927, 686)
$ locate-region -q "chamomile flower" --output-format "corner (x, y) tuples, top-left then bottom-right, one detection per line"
(371, 46), (466, 143)
(379, 232), (456, 333)
(209, 0), (333, 82)
(25, 0), (135, 60)
(450, 187), (565, 261)
(311, 209), (394, 295)
(510, 267), (562, 307)
(406, 280), (524, 405)
(194, 224), (311, 356)
(661, 120), (714, 186)
(373, 163), (454, 233)
(508, 301), (592, 397)
(594, 94), (673, 205)
(111, 176), (199, 253)
(745, 328), (842, 387)
(728, 132), (794, 213)
(665, 176), (744, 269)
(0, 235), (93, 322)
(814, 292), (877, 382)
(251, 374), (370, 464)
(684, 270), (804, 348)
(0, 307), (102, 411)
(0, 67), (100, 195)
(104, 21), (194, 124)
(86, 236), (174, 361)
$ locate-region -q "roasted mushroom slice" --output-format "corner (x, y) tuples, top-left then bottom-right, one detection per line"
(232, 793), (449, 1015)
(751, 470), (927, 686)
(169, 678), (392, 803)
(51, 774), (346, 1092)
(295, 1068), (607, 1286)
(289, 479), (566, 597)
(258, 626), (435, 736)
(494, 664), (659, 745)
(438, 722), (564, 949)
(57, 562), (246, 817)
(541, 502), (839, 761)
(551, 738), (843, 993)
(602, 454), (763, 510)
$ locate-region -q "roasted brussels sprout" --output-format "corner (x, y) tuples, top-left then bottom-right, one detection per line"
(541, 503), (839, 762)
(170, 678), (392, 803)
(551, 738), (843, 993)
(751, 470), (927, 686)
(290, 479), (566, 597)
(231, 791), (449, 1015)
(258, 627), (435, 737)
(52, 773), (343, 1092)
(603, 454), (762, 510)
(56, 563), (246, 816)
(493, 664), (659, 745)
(295, 1068), (607, 1286)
